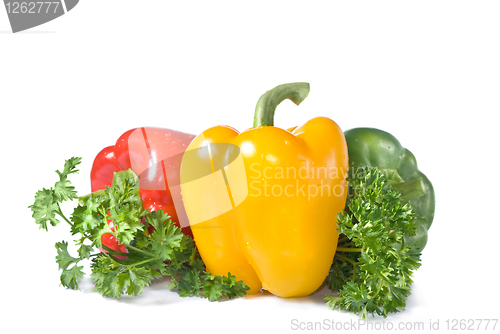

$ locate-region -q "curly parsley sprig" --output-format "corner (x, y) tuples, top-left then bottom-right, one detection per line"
(325, 167), (422, 319)
(29, 157), (82, 230)
(29, 157), (249, 300)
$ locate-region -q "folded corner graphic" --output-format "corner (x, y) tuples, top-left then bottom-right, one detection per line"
(4, 0), (79, 33)
(65, 0), (78, 11)
(136, 140), (249, 229)
(177, 142), (249, 228)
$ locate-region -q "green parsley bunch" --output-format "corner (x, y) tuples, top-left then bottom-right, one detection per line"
(29, 157), (249, 300)
(325, 167), (422, 318)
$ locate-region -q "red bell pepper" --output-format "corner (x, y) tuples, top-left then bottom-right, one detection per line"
(90, 127), (195, 257)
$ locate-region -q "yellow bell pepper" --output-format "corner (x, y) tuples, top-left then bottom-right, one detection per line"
(180, 83), (348, 297)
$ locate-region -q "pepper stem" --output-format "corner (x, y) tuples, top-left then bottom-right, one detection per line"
(253, 82), (310, 128)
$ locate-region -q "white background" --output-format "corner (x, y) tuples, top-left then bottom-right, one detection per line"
(1, 1), (499, 333)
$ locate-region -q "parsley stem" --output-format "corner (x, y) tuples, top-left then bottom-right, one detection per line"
(338, 236), (349, 244)
(106, 253), (158, 268)
(101, 245), (157, 267)
(56, 205), (74, 227)
(126, 257), (157, 267)
(126, 244), (155, 257)
(57, 206), (95, 241)
(335, 253), (360, 266)
(335, 253), (360, 282)
(336, 247), (363, 252)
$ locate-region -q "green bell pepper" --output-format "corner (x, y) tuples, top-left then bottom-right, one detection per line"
(343, 127), (435, 253)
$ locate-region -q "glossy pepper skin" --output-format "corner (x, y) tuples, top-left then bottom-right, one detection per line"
(90, 144), (130, 193)
(114, 127), (194, 234)
(343, 128), (435, 253)
(181, 83), (348, 297)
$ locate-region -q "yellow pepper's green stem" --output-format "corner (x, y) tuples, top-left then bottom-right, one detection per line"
(253, 82), (310, 128)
